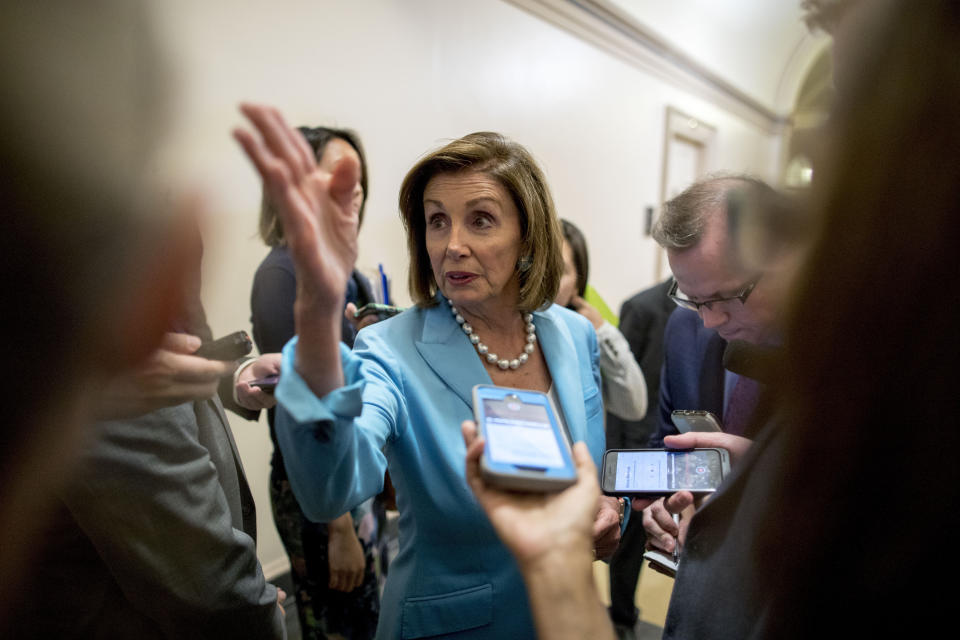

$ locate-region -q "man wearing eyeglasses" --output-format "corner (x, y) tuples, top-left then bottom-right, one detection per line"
(639, 175), (782, 575)
(653, 174), (780, 443)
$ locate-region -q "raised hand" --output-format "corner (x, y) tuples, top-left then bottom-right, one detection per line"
(234, 104), (360, 395)
(233, 104), (360, 307)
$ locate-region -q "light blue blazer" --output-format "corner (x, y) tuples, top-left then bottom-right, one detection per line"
(275, 300), (605, 640)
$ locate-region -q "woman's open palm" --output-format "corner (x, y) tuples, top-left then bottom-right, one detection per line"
(234, 103), (359, 305)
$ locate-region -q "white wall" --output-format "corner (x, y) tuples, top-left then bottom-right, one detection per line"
(150, 0), (783, 577)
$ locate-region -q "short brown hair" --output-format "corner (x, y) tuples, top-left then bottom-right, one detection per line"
(398, 132), (563, 312)
(652, 174), (773, 250)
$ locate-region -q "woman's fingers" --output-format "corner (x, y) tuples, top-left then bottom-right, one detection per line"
(263, 106), (315, 179)
(233, 125), (284, 186)
(239, 103), (312, 182)
(328, 153), (362, 213)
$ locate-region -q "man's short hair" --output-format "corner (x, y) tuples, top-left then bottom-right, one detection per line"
(652, 174), (774, 250)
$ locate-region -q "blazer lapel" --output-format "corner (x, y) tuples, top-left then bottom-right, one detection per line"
(415, 304), (491, 409)
(536, 311), (588, 443)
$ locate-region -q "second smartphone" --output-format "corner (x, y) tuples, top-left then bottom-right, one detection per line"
(601, 448), (730, 496)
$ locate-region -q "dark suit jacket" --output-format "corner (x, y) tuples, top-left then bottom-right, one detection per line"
(661, 418), (783, 639)
(13, 397), (285, 639)
(650, 307), (727, 447)
(606, 279), (676, 450)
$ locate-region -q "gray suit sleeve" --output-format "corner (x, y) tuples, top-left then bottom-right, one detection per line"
(65, 403), (285, 639)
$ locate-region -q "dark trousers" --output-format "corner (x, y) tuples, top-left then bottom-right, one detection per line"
(609, 507), (647, 626)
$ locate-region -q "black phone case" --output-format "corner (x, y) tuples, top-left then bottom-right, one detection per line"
(194, 331), (253, 361)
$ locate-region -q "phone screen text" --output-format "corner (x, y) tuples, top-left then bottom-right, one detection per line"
(482, 397), (564, 469)
(614, 450), (722, 492)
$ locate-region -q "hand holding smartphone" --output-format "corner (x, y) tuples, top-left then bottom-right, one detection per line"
(194, 330), (253, 361)
(643, 549), (679, 578)
(601, 448), (730, 496)
(248, 375), (279, 394)
(671, 410), (722, 433)
(472, 385), (577, 492)
(353, 303), (404, 321)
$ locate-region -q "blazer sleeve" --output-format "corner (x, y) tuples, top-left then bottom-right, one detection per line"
(274, 332), (406, 522)
(64, 406), (284, 639)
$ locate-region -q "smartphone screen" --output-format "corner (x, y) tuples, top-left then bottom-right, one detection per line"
(473, 385), (576, 491)
(482, 396), (565, 469)
(603, 449), (727, 494)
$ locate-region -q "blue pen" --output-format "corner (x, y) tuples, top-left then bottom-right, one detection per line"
(378, 263), (391, 305)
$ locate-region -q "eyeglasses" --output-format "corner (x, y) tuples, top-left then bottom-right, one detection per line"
(668, 276), (761, 313)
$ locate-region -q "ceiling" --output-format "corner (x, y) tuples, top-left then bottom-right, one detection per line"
(605, 0), (830, 113)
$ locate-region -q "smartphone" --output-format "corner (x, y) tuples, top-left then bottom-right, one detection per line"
(601, 448), (731, 496)
(194, 330), (253, 361)
(671, 410), (722, 433)
(354, 303), (404, 320)
(643, 549), (678, 578)
(249, 375), (279, 394)
(472, 384), (577, 492)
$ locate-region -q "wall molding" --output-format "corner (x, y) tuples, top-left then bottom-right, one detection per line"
(504, 0), (791, 134)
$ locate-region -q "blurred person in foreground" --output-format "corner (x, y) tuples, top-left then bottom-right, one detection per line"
(1, 1), (285, 637)
(234, 114), (621, 638)
(0, 0), (180, 624)
(467, 0), (960, 637)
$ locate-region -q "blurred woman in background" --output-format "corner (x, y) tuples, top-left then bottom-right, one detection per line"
(556, 219), (647, 423)
(250, 126), (379, 640)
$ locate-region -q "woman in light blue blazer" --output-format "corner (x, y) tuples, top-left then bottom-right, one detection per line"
(235, 107), (622, 639)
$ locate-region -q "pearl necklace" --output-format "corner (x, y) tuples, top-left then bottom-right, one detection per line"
(446, 298), (536, 370)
